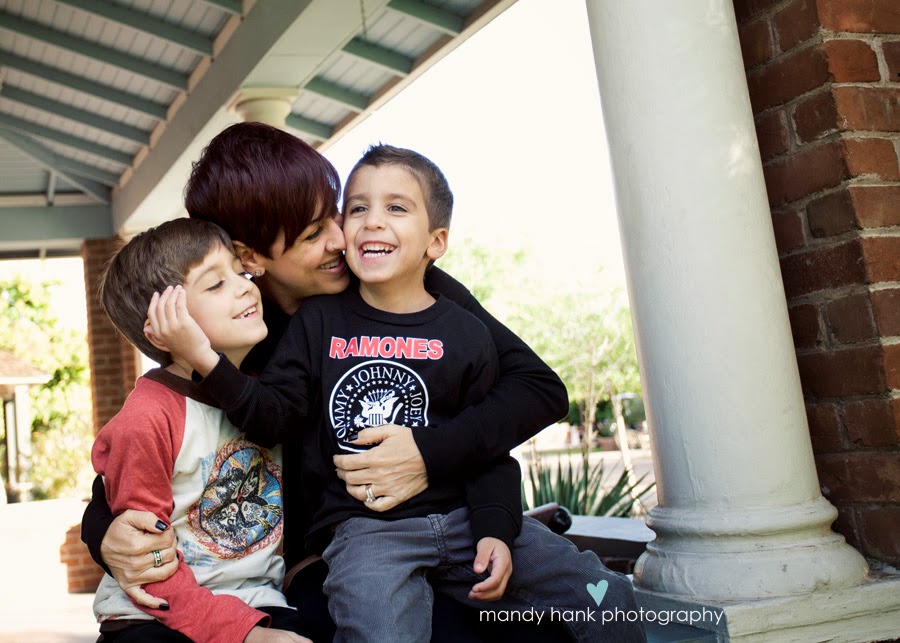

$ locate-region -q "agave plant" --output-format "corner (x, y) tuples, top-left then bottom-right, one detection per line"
(521, 447), (654, 518)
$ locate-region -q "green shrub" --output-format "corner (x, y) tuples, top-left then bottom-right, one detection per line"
(521, 449), (654, 517)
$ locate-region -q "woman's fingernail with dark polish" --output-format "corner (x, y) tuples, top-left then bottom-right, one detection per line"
(159, 604), (170, 611)
(155, 520), (168, 531)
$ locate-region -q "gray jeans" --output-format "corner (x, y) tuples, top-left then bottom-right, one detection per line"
(322, 507), (646, 642)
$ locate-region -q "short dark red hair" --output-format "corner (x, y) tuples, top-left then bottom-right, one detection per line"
(185, 122), (341, 258)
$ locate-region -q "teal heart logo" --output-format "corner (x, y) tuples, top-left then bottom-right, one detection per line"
(586, 580), (609, 606)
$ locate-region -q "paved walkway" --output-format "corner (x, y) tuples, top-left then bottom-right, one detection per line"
(0, 498), (98, 642)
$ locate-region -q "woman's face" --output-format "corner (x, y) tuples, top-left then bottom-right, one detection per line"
(256, 212), (350, 313)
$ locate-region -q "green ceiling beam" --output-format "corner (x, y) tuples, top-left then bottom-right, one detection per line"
(56, 158), (122, 187)
(0, 51), (168, 120)
(198, 0), (243, 15)
(112, 0), (324, 231)
(285, 113), (332, 141)
(304, 77), (369, 112)
(0, 204), (113, 243)
(0, 10), (188, 91)
(0, 113), (134, 167)
(1, 85), (150, 146)
(387, 0), (463, 35)
(0, 127), (111, 203)
(53, 0), (214, 56)
(342, 38), (412, 76)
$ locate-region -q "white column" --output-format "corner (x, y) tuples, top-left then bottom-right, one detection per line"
(13, 385), (33, 500)
(232, 87), (297, 128)
(4, 399), (17, 486)
(583, 0), (867, 602)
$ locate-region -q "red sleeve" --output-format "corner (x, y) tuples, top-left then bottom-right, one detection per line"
(91, 380), (269, 643)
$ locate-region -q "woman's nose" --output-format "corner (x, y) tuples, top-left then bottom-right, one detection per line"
(324, 217), (346, 252)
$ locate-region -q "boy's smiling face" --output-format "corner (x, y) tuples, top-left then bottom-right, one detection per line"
(342, 164), (448, 306)
(181, 242), (267, 365)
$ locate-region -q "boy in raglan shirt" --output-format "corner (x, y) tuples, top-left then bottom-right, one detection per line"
(149, 145), (645, 642)
(91, 218), (309, 643)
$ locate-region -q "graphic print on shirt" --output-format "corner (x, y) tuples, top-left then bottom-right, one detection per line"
(329, 359), (430, 453)
(187, 437), (283, 559)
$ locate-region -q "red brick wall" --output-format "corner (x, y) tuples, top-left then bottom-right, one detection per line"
(82, 237), (139, 435)
(734, 0), (900, 564)
(60, 523), (105, 593)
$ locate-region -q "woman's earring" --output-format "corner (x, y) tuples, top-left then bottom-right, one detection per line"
(254, 269), (263, 277)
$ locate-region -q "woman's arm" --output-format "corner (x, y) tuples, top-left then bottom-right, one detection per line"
(418, 267), (569, 478)
(82, 475), (116, 574)
(335, 268), (568, 504)
(81, 477), (178, 608)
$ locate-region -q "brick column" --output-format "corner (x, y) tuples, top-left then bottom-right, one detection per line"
(736, 0), (900, 566)
(60, 523), (105, 593)
(82, 237), (139, 435)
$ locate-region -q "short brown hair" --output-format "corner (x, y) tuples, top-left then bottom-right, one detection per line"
(346, 144), (453, 230)
(100, 218), (233, 366)
(185, 122), (341, 258)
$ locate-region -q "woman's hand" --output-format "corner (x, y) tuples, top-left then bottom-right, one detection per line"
(245, 626), (311, 642)
(101, 510), (178, 608)
(332, 424), (428, 511)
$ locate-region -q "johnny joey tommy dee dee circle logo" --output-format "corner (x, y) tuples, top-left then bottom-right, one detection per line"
(329, 359), (430, 453)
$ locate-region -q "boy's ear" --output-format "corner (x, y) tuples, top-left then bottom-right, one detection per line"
(233, 241), (263, 273)
(426, 228), (449, 261)
(143, 321), (172, 353)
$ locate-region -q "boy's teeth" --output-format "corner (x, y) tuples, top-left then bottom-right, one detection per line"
(235, 306), (256, 319)
(362, 243), (393, 256)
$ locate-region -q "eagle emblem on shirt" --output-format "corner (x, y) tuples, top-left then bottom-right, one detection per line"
(329, 359), (430, 453)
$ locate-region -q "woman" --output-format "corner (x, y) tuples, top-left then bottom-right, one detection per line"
(83, 122), (570, 641)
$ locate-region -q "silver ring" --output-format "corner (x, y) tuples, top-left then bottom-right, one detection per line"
(365, 486), (375, 503)
(152, 550), (163, 568)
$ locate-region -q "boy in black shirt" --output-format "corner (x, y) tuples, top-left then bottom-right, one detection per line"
(149, 145), (644, 642)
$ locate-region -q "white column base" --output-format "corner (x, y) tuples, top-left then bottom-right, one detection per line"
(635, 571), (900, 642)
(635, 497), (869, 600)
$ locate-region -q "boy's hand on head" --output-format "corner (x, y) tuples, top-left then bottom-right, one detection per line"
(333, 424), (428, 512)
(145, 285), (219, 376)
(102, 510), (177, 609)
(469, 537), (513, 602)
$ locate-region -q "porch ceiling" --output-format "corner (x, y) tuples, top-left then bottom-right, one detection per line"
(0, 0), (514, 259)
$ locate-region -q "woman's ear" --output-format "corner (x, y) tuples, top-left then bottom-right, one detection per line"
(233, 241), (263, 274)
(426, 228), (449, 261)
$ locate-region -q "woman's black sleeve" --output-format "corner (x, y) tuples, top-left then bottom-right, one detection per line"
(418, 267), (569, 481)
(81, 474), (113, 575)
